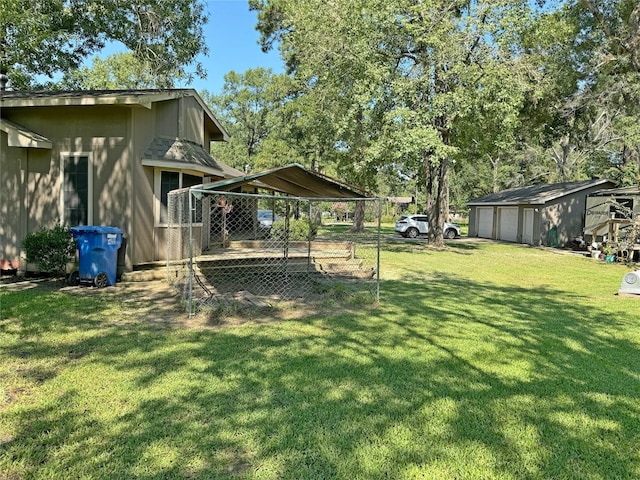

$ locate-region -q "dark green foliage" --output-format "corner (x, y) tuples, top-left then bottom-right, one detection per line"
(21, 224), (76, 275)
(3, 0), (208, 89)
(270, 218), (317, 241)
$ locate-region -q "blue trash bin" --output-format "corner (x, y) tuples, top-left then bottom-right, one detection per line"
(70, 226), (123, 287)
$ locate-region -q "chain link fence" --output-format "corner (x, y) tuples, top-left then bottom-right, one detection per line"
(167, 188), (381, 314)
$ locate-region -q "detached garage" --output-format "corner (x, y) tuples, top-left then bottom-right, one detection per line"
(467, 179), (615, 246)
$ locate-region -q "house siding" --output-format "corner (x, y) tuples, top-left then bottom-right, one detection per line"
(2, 105), (134, 269)
(0, 133), (27, 262)
(1, 90), (229, 272)
(154, 100), (179, 139)
(130, 104), (157, 267)
(181, 96), (204, 145)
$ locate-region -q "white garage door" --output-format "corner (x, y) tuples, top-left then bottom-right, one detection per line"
(498, 207), (518, 242)
(522, 208), (534, 245)
(477, 207), (494, 238)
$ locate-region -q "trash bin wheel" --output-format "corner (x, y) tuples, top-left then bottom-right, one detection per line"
(94, 272), (109, 288)
(68, 271), (80, 286)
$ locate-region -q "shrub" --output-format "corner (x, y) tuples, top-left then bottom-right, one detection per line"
(330, 202), (350, 221)
(270, 217), (317, 241)
(22, 224), (76, 275)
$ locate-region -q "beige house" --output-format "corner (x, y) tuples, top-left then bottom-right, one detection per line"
(0, 89), (241, 272)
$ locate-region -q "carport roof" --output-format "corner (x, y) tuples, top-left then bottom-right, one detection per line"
(467, 179), (614, 206)
(192, 163), (372, 199)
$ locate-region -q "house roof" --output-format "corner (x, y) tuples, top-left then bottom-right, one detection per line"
(192, 163), (372, 199)
(0, 89), (229, 142)
(141, 137), (243, 178)
(0, 118), (52, 149)
(467, 179), (615, 206)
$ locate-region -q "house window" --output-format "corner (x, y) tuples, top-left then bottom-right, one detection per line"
(61, 155), (92, 225)
(160, 171), (180, 224)
(156, 170), (203, 225)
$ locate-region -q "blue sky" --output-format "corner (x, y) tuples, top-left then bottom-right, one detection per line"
(94, 1), (283, 94)
(186, 0), (284, 93)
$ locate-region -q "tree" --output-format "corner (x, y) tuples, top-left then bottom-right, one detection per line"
(59, 53), (157, 89)
(570, 0), (640, 184)
(0, 0), (208, 89)
(252, 0), (545, 243)
(204, 68), (296, 172)
(251, 0), (404, 232)
(520, 1), (640, 185)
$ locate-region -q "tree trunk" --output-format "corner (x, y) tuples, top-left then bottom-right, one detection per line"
(442, 159), (450, 222)
(351, 200), (366, 233)
(490, 155), (500, 193)
(424, 153), (433, 215)
(427, 158), (448, 247)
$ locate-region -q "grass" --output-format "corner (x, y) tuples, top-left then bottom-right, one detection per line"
(1, 241), (640, 479)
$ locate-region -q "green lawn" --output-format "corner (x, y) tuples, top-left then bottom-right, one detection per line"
(1, 241), (639, 479)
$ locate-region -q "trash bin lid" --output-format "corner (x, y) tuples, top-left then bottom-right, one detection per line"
(71, 226), (123, 235)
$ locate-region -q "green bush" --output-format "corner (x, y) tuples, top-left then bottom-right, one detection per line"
(22, 224), (76, 275)
(270, 217), (317, 241)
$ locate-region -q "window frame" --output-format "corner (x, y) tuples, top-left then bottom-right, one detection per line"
(153, 168), (204, 227)
(60, 152), (94, 226)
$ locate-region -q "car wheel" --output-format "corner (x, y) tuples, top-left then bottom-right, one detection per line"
(407, 227), (419, 239)
(444, 228), (457, 239)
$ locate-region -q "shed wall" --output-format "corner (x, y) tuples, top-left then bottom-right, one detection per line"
(468, 182), (616, 246)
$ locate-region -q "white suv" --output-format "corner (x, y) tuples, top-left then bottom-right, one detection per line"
(395, 214), (461, 239)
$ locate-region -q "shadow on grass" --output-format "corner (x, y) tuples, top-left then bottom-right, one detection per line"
(445, 240), (485, 252)
(1, 273), (640, 479)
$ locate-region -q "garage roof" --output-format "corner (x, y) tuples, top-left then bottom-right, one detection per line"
(192, 163), (371, 199)
(467, 179), (615, 206)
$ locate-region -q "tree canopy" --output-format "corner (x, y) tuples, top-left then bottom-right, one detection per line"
(0, 0), (208, 89)
(6, 0), (639, 231)
(246, 0), (552, 241)
(238, 0), (640, 236)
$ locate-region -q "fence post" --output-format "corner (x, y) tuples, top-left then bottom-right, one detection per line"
(376, 197), (382, 302)
(188, 189), (194, 317)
